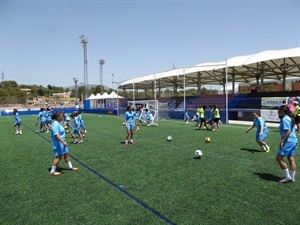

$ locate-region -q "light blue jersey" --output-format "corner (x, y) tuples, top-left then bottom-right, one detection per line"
(253, 117), (268, 134)
(63, 113), (68, 120)
(71, 116), (81, 134)
(184, 111), (190, 120)
(195, 112), (200, 123)
(124, 111), (136, 130)
(14, 112), (21, 126)
(209, 109), (214, 121)
(278, 115), (298, 156)
(78, 114), (85, 127)
(46, 111), (52, 124)
(279, 116), (297, 143)
(51, 121), (68, 157)
(146, 111), (152, 122)
(253, 117), (268, 141)
(39, 111), (47, 123)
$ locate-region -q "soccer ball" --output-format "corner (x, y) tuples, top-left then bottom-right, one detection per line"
(205, 137), (211, 143)
(195, 150), (203, 158)
(167, 136), (173, 141)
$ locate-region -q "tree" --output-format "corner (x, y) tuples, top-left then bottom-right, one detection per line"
(37, 88), (45, 96)
(0, 80), (18, 88)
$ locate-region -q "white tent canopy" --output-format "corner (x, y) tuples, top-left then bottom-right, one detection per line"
(109, 91), (124, 99)
(88, 94), (97, 99)
(88, 92), (124, 100)
(118, 47), (300, 90)
(88, 93), (102, 99)
(100, 92), (110, 99)
(95, 93), (102, 99)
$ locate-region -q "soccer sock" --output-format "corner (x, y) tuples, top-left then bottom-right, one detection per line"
(67, 161), (73, 169)
(265, 143), (269, 148)
(290, 171), (296, 181)
(50, 166), (57, 173)
(262, 145), (266, 150)
(283, 168), (291, 179)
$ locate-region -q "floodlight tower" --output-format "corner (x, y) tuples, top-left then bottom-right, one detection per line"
(99, 59), (105, 94)
(1, 70), (4, 82)
(73, 77), (78, 106)
(79, 35), (88, 100)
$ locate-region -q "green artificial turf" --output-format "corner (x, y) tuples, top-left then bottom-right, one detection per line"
(1, 114), (300, 225)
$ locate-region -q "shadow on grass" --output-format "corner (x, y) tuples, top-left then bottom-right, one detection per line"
(193, 156), (202, 159)
(48, 166), (70, 173)
(240, 148), (264, 154)
(253, 172), (282, 182)
(119, 141), (135, 144)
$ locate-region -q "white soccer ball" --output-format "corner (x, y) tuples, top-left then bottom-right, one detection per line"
(195, 150), (203, 158)
(167, 136), (173, 141)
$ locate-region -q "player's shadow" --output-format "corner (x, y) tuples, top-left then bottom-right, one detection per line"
(47, 166), (69, 173)
(240, 148), (264, 154)
(253, 172), (282, 182)
(120, 141), (134, 144)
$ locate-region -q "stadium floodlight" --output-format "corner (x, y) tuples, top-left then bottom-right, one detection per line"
(79, 35), (88, 100)
(99, 59), (105, 94)
(73, 77), (78, 106)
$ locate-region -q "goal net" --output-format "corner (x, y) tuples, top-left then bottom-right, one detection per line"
(128, 100), (158, 126)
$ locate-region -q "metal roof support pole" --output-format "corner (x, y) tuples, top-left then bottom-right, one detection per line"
(197, 72), (202, 96)
(225, 58), (229, 124)
(183, 66), (186, 119)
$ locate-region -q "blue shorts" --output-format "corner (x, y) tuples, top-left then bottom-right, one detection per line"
(126, 124), (135, 131)
(256, 131), (268, 141)
(14, 121), (21, 126)
(277, 142), (298, 156)
(71, 127), (81, 134)
(52, 142), (69, 157)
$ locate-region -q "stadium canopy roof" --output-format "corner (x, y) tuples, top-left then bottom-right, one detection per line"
(118, 47), (300, 92)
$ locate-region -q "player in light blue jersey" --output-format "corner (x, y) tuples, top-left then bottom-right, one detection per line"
(124, 105), (136, 145)
(13, 108), (22, 135)
(246, 112), (270, 152)
(276, 105), (298, 183)
(46, 108), (52, 128)
(184, 108), (190, 125)
(145, 108), (154, 127)
(70, 111), (83, 144)
(36, 108), (48, 133)
(62, 111), (71, 132)
(49, 112), (78, 176)
(78, 110), (87, 136)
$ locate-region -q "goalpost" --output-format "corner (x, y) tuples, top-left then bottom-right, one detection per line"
(128, 100), (159, 126)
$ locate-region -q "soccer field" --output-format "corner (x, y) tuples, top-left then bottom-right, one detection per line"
(1, 113), (300, 225)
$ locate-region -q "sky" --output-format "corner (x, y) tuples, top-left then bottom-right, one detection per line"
(0, 0), (299, 89)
